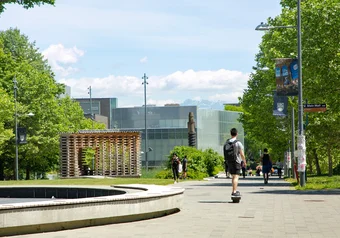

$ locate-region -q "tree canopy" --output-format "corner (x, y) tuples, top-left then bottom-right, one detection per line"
(0, 0), (54, 14)
(240, 0), (340, 175)
(0, 28), (104, 179)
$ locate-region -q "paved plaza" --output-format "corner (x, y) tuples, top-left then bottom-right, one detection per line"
(9, 175), (340, 238)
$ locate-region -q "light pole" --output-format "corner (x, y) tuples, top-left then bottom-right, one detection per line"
(142, 73), (149, 171)
(14, 78), (19, 180)
(13, 78), (34, 180)
(297, 0), (305, 187)
(255, 0), (305, 186)
(87, 86), (94, 174)
(88, 86), (94, 129)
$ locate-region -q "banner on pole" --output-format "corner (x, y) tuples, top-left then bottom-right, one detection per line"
(275, 58), (299, 96)
(273, 91), (288, 116)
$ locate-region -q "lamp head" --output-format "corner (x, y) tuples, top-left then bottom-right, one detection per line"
(255, 22), (271, 31)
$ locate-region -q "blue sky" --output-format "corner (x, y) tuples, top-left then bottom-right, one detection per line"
(0, 0), (282, 107)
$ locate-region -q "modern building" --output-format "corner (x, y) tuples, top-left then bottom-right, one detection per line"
(75, 98), (118, 128)
(111, 105), (244, 167)
(59, 85), (71, 98)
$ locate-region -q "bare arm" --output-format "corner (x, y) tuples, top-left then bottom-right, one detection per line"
(240, 148), (246, 166)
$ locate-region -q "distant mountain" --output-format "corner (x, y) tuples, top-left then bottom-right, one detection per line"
(180, 99), (225, 110)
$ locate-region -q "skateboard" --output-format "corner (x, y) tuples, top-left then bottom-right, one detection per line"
(231, 195), (241, 203)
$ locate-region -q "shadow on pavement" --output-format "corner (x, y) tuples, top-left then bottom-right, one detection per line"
(198, 200), (230, 203)
(252, 189), (340, 195)
(192, 181), (291, 188)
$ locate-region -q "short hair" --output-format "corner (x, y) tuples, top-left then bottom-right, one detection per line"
(230, 128), (238, 136)
(173, 153), (177, 156)
(264, 148), (268, 153)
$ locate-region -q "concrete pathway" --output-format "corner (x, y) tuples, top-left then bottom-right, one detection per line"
(9, 175), (340, 238)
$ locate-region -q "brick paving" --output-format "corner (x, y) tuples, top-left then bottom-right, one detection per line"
(9, 175), (340, 238)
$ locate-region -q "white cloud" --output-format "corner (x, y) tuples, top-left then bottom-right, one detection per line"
(42, 44), (85, 77)
(60, 69), (249, 107)
(139, 56), (148, 63)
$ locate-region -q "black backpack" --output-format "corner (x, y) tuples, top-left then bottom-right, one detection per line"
(224, 139), (238, 163)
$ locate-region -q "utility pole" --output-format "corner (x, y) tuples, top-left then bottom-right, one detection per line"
(291, 105), (295, 179)
(297, 0), (306, 186)
(13, 77), (19, 180)
(88, 86), (94, 174)
(142, 73), (148, 171)
(88, 86), (94, 129)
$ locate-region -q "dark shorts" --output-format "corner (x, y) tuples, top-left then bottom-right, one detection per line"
(228, 161), (241, 175)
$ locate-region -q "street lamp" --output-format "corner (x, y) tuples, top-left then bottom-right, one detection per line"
(13, 78), (34, 180)
(142, 73), (149, 171)
(87, 86), (94, 174)
(255, 22), (295, 31)
(256, 0), (305, 186)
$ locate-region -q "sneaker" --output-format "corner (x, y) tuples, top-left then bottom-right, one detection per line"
(174, 181), (177, 184)
(231, 191), (241, 196)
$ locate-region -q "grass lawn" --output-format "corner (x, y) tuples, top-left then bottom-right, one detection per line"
(0, 178), (175, 186)
(286, 175), (340, 190)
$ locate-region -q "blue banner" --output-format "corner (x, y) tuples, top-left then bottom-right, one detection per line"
(275, 58), (299, 96)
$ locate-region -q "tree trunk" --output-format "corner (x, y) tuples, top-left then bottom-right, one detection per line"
(327, 146), (333, 177)
(25, 166), (30, 180)
(313, 148), (321, 176)
(0, 159), (4, 180)
(308, 153), (313, 174)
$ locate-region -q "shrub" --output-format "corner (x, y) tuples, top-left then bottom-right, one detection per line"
(155, 169), (173, 179)
(333, 163), (340, 175)
(165, 146), (223, 178)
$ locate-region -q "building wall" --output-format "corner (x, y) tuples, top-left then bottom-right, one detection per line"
(75, 98), (118, 128)
(111, 106), (197, 167)
(111, 106), (244, 168)
(197, 109), (244, 155)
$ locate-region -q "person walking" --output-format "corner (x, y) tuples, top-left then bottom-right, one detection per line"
(171, 153), (180, 183)
(277, 159), (283, 178)
(241, 160), (246, 178)
(261, 148), (272, 184)
(181, 155), (188, 179)
(223, 128), (246, 197)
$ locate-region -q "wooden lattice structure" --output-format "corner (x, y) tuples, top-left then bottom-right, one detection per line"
(60, 130), (141, 178)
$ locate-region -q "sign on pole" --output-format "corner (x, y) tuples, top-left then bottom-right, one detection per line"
(273, 91), (288, 117)
(275, 58), (299, 96)
(303, 104), (326, 112)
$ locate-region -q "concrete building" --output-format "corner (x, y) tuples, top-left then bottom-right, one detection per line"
(111, 105), (244, 167)
(75, 98), (118, 129)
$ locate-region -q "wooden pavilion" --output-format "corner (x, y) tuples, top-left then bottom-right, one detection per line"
(59, 130), (141, 178)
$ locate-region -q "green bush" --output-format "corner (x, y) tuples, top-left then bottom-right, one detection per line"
(155, 169), (173, 179)
(333, 163), (340, 175)
(203, 148), (224, 176)
(164, 146), (223, 179)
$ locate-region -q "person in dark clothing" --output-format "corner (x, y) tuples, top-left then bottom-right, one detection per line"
(277, 159), (283, 178)
(171, 153), (180, 183)
(260, 148), (272, 184)
(181, 155), (188, 179)
(241, 161), (246, 178)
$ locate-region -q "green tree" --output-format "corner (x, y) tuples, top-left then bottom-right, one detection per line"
(0, 0), (55, 14)
(241, 0), (340, 175)
(0, 28), (101, 179)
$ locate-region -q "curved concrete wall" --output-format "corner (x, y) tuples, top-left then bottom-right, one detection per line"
(0, 184), (184, 236)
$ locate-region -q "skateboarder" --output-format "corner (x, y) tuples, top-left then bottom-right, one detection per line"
(223, 128), (246, 199)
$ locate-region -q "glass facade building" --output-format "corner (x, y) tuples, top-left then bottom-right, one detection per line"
(111, 106), (244, 167)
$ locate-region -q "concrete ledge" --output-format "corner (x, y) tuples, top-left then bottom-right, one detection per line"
(0, 184), (184, 236)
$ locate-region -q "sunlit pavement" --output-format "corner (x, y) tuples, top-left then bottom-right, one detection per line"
(10, 175), (340, 238)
